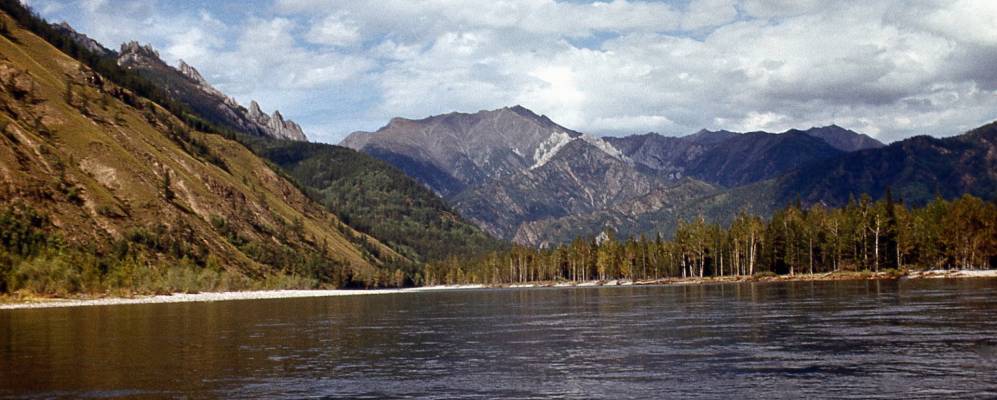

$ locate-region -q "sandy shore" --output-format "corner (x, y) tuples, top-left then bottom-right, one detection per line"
(3, 269), (995, 310)
(0, 285), (485, 310)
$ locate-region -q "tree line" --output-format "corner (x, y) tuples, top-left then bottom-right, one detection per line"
(420, 193), (997, 285)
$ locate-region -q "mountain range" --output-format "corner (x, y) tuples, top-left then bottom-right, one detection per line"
(342, 106), (995, 246)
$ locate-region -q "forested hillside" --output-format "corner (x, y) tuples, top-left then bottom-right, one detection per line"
(243, 138), (505, 262)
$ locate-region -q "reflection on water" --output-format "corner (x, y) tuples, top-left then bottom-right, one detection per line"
(2, 279), (997, 399)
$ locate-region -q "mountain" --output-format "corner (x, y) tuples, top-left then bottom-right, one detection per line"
(773, 123), (997, 206)
(343, 104), (957, 246)
(451, 139), (715, 242)
(343, 107), (720, 244)
(50, 21), (112, 57)
(798, 124), (884, 152)
(603, 131), (726, 180)
(115, 41), (307, 141)
(341, 105), (591, 197)
(685, 130), (845, 187)
(0, 11), (402, 292)
(609, 127), (862, 187)
(47, 20), (307, 142)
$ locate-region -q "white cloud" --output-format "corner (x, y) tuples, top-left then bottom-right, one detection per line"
(306, 13), (361, 47)
(34, 0), (997, 143)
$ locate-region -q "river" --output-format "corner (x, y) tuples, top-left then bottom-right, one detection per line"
(3, 279), (997, 399)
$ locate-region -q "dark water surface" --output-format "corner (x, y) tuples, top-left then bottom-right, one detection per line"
(3, 279), (997, 399)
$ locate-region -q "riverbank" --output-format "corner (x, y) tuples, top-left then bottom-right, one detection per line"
(0, 285), (485, 310)
(498, 269), (997, 288)
(3, 270), (995, 310)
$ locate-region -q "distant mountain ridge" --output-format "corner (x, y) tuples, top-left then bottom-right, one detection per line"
(337, 105), (991, 248)
(341, 105), (627, 197)
(52, 22), (307, 142)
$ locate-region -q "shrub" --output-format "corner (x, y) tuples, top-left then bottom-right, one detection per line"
(7, 251), (81, 296)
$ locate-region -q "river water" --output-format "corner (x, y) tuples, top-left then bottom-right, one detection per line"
(2, 279), (997, 399)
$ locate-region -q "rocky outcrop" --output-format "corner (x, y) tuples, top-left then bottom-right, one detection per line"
(116, 42), (307, 141)
(51, 21), (114, 57)
(247, 101), (307, 141)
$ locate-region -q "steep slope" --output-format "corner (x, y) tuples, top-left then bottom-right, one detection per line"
(0, 12), (399, 292)
(341, 105), (589, 197)
(6, 0), (506, 266)
(774, 123), (997, 206)
(604, 130), (735, 180)
(242, 137), (506, 261)
(610, 128), (850, 187)
(685, 130), (845, 187)
(669, 122), (997, 230)
(452, 139), (716, 244)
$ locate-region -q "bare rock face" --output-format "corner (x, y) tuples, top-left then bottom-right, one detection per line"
(118, 41), (161, 67)
(247, 101), (307, 141)
(116, 43), (307, 141)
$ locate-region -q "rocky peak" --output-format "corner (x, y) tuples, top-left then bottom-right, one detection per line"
(248, 100), (265, 120)
(178, 60), (207, 85)
(119, 41), (160, 59)
(245, 100), (307, 141)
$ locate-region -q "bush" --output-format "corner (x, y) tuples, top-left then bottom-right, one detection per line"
(7, 251), (81, 296)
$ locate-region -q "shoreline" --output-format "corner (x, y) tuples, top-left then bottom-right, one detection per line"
(3, 270), (995, 310)
(0, 285), (486, 310)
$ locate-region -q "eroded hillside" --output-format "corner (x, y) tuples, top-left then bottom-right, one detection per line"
(0, 12), (403, 294)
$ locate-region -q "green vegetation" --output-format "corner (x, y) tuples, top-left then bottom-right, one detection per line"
(244, 138), (506, 263)
(0, 204), (362, 296)
(426, 194), (997, 285)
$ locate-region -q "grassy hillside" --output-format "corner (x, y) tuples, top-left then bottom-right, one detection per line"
(0, 12), (406, 296)
(243, 138), (506, 262)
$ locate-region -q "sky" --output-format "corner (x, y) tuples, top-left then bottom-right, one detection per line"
(24, 0), (997, 144)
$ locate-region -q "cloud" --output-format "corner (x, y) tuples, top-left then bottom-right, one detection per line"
(306, 13), (362, 47)
(34, 0), (997, 144)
